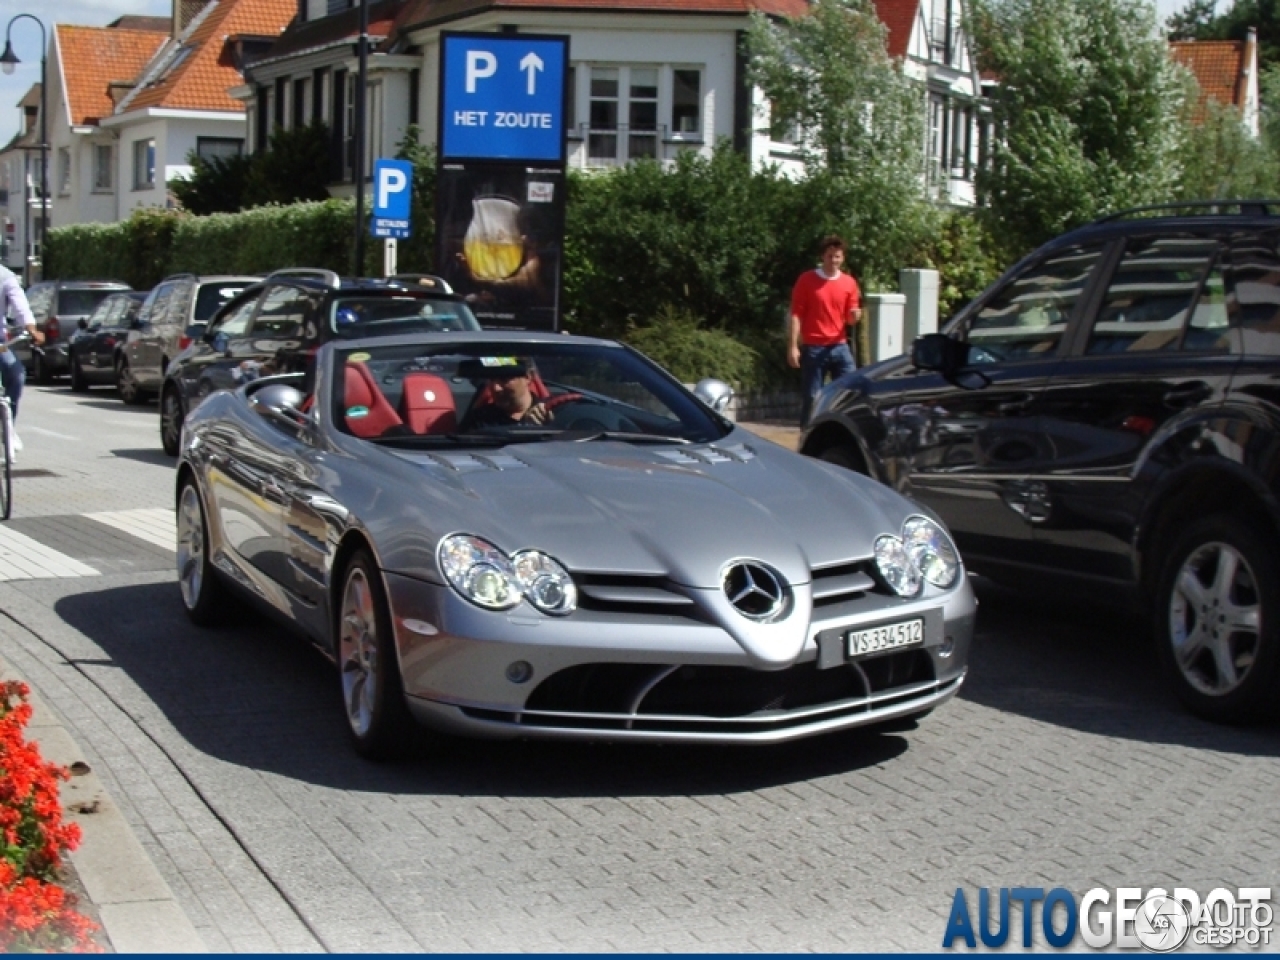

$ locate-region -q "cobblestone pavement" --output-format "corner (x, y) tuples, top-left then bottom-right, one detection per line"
(1, 385), (1277, 952)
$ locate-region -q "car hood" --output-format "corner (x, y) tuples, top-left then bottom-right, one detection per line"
(383, 429), (913, 590)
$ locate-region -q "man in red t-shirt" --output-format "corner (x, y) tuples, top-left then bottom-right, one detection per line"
(788, 235), (861, 425)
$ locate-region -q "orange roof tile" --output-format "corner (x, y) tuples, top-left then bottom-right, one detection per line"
(1171, 39), (1245, 119)
(391, 0), (807, 37)
(871, 0), (918, 58)
(125, 0), (296, 114)
(55, 25), (167, 126)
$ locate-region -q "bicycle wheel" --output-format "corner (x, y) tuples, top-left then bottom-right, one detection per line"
(0, 401), (12, 521)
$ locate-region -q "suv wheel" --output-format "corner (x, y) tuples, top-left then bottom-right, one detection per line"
(1154, 515), (1280, 723)
(161, 386), (184, 456)
(69, 357), (88, 393)
(117, 358), (145, 405)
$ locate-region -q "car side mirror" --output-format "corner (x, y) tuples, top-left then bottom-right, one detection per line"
(693, 378), (735, 414)
(911, 333), (966, 372)
(77, 318), (88, 330)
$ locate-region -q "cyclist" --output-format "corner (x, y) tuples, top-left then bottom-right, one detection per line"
(0, 265), (45, 456)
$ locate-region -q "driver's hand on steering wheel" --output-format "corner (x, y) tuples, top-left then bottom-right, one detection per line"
(523, 401), (554, 425)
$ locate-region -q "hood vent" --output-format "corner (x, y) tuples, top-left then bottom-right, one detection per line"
(426, 452), (529, 473)
(655, 443), (756, 467)
(576, 573), (697, 616)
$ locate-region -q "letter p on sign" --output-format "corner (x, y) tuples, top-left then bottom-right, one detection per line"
(377, 166), (408, 210)
(466, 50), (497, 92)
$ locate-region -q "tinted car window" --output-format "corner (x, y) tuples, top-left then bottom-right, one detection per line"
(142, 283), (175, 326)
(1087, 237), (1220, 355)
(166, 281), (194, 326)
(57, 289), (116, 317)
(329, 295), (480, 338)
(214, 296), (258, 337)
(252, 286), (316, 338)
(194, 283), (252, 323)
(1229, 234), (1280, 355)
(965, 245), (1104, 362)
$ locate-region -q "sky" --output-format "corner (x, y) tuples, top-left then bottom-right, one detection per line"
(0, 0), (1194, 148)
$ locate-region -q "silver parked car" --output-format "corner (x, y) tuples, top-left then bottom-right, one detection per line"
(176, 331), (976, 758)
(119, 273), (260, 404)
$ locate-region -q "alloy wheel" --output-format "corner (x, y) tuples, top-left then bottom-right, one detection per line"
(339, 566), (379, 738)
(1168, 540), (1261, 697)
(176, 484), (205, 611)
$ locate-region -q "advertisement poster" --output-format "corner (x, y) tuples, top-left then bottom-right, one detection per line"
(435, 164), (565, 331)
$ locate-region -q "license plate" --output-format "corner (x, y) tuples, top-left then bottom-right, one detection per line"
(847, 618), (924, 659)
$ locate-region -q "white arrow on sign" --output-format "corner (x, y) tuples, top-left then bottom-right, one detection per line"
(519, 52), (544, 95)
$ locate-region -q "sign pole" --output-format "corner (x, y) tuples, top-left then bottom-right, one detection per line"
(383, 238), (398, 278)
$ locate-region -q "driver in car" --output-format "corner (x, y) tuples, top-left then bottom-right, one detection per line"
(463, 358), (557, 429)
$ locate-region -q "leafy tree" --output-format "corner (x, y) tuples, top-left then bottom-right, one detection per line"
(1175, 99), (1280, 199)
(244, 123), (332, 207)
(170, 153), (253, 215)
(972, 0), (1188, 259)
(746, 0), (926, 184)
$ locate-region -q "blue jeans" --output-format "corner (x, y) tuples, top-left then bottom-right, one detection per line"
(0, 348), (23, 420)
(800, 342), (855, 425)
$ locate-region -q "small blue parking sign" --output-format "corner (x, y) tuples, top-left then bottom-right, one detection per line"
(439, 33), (569, 162)
(371, 158), (413, 238)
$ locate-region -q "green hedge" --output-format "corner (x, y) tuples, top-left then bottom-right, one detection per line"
(45, 199), (379, 289)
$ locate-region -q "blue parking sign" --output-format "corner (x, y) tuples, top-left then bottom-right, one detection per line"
(372, 158), (413, 238)
(439, 33), (569, 162)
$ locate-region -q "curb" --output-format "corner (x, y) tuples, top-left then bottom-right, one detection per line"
(2, 657), (207, 954)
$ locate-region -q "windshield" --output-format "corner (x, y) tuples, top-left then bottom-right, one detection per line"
(57, 289), (117, 317)
(195, 283), (253, 322)
(331, 341), (729, 446)
(329, 296), (479, 338)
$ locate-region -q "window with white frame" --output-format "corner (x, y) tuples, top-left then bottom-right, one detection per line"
(584, 65), (684, 164)
(93, 144), (113, 192)
(927, 94), (945, 181)
(57, 148), (71, 195)
(133, 138), (155, 190)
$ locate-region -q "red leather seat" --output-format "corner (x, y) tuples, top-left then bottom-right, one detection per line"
(344, 361), (403, 438)
(400, 372), (457, 435)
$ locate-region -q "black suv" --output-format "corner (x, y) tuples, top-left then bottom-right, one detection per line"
(160, 269), (480, 455)
(17, 280), (131, 382)
(801, 201), (1280, 724)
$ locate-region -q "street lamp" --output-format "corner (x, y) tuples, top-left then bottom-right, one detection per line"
(1, 14), (48, 287)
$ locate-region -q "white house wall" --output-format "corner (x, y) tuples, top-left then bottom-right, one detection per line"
(109, 114), (247, 217)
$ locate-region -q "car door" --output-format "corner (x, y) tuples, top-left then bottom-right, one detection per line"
(127, 281), (175, 377)
(88, 296), (127, 370)
(1031, 233), (1237, 581)
(882, 242), (1108, 568)
(141, 278), (193, 388)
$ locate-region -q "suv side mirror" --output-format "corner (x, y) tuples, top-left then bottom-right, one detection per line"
(911, 333), (966, 372)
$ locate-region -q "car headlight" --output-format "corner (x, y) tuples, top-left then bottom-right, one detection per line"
(902, 515), (960, 588)
(511, 550), (578, 616)
(437, 534), (521, 610)
(874, 534), (922, 597)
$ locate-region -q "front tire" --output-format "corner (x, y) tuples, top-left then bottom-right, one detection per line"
(176, 479), (227, 626)
(819, 443), (866, 474)
(117, 358), (145, 405)
(69, 358), (88, 393)
(1154, 515), (1280, 723)
(337, 549), (418, 760)
(160, 386), (184, 456)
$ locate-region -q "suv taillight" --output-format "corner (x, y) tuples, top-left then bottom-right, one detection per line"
(46, 317), (60, 341)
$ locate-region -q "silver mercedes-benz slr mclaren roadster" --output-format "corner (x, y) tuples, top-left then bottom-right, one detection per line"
(175, 331), (976, 758)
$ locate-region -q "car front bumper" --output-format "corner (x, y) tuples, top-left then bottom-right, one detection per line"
(386, 571), (976, 744)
